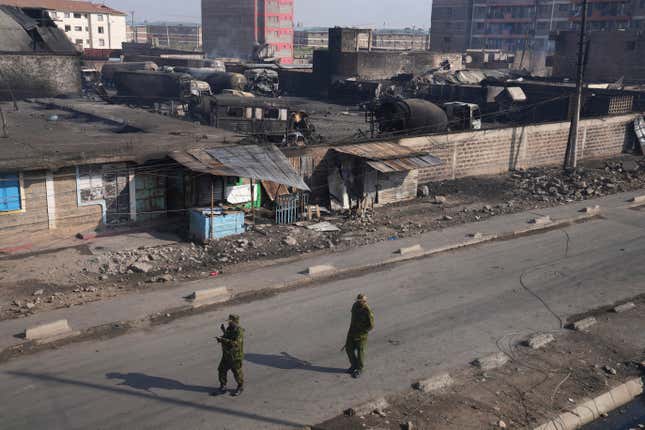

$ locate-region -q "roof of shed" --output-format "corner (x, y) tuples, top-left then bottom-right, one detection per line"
(332, 142), (443, 173)
(171, 145), (310, 190)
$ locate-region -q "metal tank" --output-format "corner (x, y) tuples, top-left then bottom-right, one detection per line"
(375, 98), (449, 134)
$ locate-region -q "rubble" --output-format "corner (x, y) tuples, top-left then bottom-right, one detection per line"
(509, 160), (645, 203)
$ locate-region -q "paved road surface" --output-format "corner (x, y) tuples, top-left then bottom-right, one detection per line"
(1, 208), (644, 429)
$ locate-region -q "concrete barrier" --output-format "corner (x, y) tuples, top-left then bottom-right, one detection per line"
(345, 397), (389, 416)
(25, 319), (74, 342)
(398, 244), (424, 256)
(186, 287), (231, 308)
(580, 205), (601, 216)
(307, 265), (336, 276)
(613, 302), (636, 313)
(413, 373), (454, 393)
(526, 333), (555, 349)
(533, 378), (644, 430)
(571, 316), (597, 331)
(473, 352), (510, 371)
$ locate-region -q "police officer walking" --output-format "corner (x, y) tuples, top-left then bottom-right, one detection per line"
(213, 314), (245, 397)
(345, 294), (374, 378)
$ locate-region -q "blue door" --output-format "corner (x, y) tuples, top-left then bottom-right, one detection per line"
(0, 173), (21, 212)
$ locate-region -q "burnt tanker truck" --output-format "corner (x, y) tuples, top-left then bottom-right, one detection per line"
(113, 70), (212, 102)
(371, 98), (481, 135)
(171, 67), (248, 94)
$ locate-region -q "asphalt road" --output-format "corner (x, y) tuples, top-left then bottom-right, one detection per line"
(1, 210), (645, 430)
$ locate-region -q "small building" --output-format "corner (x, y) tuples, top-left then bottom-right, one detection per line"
(328, 142), (442, 211)
(0, 0), (127, 50)
(0, 99), (308, 245)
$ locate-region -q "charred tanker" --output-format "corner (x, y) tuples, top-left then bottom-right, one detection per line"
(373, 98), (449, 134)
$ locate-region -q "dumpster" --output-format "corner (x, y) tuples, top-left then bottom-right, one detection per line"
(190, 208), (245, 242)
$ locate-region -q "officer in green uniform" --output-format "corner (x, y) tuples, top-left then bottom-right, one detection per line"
(345, 294), (374, 378)
(213, 314), (245, 396)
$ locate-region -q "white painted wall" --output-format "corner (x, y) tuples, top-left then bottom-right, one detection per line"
(48, 10), (127, 50)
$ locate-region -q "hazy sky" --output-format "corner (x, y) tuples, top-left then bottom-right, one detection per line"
(107, 0), (431, 29)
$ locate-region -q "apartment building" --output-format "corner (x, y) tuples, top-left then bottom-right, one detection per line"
(202, 0), (294, 64)
(0, 0), (126, 50)
(432, 0), (642, 53)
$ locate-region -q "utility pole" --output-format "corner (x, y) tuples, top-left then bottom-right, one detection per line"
(564, 0), (589, 171)
(130, 11), (136, 42)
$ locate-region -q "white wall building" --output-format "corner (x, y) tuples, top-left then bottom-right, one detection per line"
(0, 0), (127, 50)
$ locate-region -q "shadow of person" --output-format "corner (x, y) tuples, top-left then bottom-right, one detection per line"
(245, 352), (346, 374)
(105, 372), (212, 394)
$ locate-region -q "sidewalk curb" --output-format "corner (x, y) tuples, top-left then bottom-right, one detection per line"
(533, 377), (644, 430)
(0, 211), (598, 362)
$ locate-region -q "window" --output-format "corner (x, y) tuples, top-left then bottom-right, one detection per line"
(98, 26), (104, 34)
(64, 25), (71, 32)
(74, 12), (81, 18)
(64, 12), (71, 18)
(97, 14), (104, 21)
(75, 39), (83, 45)
(86, 39), (91, 45)
(74, 26), (82, 31)
(0, 173), (22, 212)
(85, 26), (89, 32)
(99, 39), (105, 46)
(77, 166), (104, 202)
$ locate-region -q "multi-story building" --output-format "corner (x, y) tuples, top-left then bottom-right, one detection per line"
(295, 27), (429, 51)
(0, 0), (126, 50)
(202, 0), (294, 64)
(432, 0), (643, 53)
(127, 23), (202, 51)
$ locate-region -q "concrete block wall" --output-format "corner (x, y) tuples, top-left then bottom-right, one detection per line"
(0, 54), (81, 100)
(397, 114), (637, 183)
(0, 168), (103, 243)
(53, 167), (103, 231)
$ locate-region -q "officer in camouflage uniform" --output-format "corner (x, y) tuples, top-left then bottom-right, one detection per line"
(213, 314), (245, 396)
(345, 294), (374, 378)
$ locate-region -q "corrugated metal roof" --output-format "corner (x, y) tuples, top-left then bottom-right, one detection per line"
(171, 145), (310, 191)
(332, 142), (443, 173)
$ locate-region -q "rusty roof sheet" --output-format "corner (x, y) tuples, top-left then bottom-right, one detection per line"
(332, 142), (443, 173)
(0, 0), (125, 15)
(171, 145), (310, 190)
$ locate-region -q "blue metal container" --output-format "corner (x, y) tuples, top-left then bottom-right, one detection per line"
(189, 208), (245, 243)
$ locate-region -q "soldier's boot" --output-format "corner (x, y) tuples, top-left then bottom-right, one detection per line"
(210, 385), (227, 396)
(232, 386), (244, 397)
(352, 369), (362, 379)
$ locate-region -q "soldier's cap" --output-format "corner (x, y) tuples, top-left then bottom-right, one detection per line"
(356, 294), (368, 302)
(228, 314), (240, 323)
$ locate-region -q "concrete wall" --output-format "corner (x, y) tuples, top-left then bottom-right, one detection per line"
(330, 50), (463, 81)
(397, 114), (637, 183)
(0, 168), (102, 240)
(0, 54), (81, 99)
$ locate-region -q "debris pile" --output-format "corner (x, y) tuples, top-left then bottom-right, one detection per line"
(244, 69), (279, 96)
(510, 160), (645, 203)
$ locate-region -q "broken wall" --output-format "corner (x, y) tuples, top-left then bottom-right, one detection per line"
(0, 54), (81, 100)
(281, 114), (636, 205)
